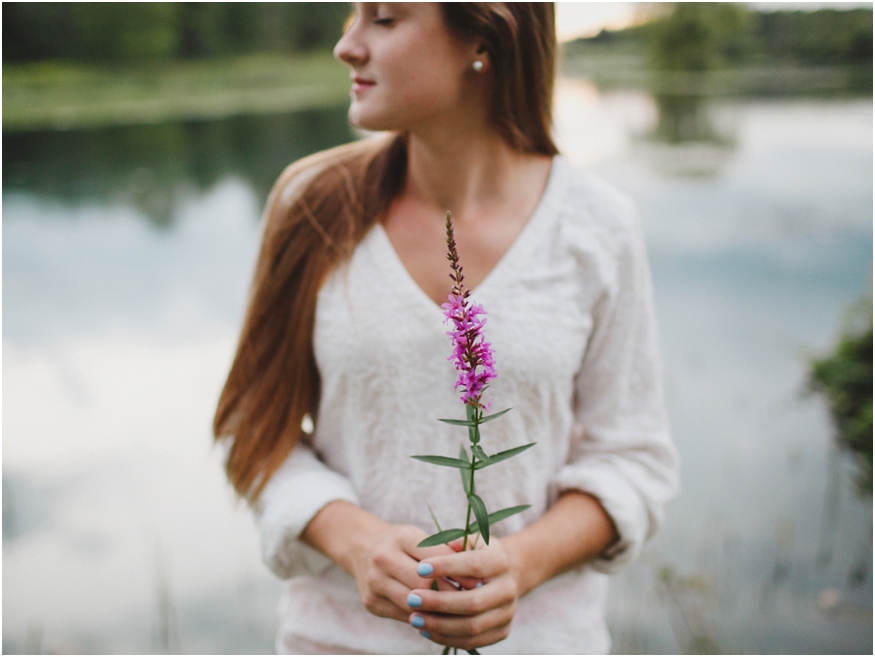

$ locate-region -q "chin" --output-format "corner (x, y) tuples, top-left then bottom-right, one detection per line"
(348, 102), (405, 133)
(348, 112), (394, 133)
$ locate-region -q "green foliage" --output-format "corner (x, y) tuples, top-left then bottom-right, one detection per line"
(810, 325), (873, 495)
(486, 505), (530, 525)
(417, 528), (468, 548)
(474, 442), (536, 470)
(567, 4), (872, 72)
(648, 3), (754, 71)
(2, 2), (348, 64)
(468, 494), (490, 545)
(411, 455), (471, 469)
(753, 8), (873, 65)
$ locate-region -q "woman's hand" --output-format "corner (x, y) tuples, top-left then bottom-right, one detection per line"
(345, 521), (461, 622)
(302, 501), (468, 624)
(403, 492), (619, 650)
(405, 537), (522, 651)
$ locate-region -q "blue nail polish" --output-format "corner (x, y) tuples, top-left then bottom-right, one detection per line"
(407, 593), (422, 607)
(475, 582), (483, 588)
(417, 562), (434, 577)
(411, 615), (425, 629)
(420, 631), (431, 640)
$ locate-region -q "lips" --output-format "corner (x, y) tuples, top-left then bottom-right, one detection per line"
(352, 76), (376, 93)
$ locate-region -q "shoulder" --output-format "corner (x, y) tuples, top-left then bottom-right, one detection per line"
(265, 134), (396, 215)
(551, 157), (642, 255)
(555, 157), (638, 232)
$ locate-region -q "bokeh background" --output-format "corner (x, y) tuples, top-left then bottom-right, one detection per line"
(3, 2), (872, 654)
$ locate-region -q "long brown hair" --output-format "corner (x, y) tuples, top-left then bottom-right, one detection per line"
(214, 3), (558, 501)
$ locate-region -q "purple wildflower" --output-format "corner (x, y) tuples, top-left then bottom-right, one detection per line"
(440, 212), (497, 409)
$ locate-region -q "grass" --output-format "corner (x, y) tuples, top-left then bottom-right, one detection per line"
(2, 51), (350, 132)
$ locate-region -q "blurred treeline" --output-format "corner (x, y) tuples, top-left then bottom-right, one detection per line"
(568, 3), (873, 70)
(2, 2), (348, 64)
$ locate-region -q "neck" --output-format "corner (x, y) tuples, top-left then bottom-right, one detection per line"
(403, 124), (541, 223)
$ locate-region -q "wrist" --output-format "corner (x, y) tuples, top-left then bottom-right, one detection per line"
(501, 532), (541, 598)
(302, 500), (388, 575)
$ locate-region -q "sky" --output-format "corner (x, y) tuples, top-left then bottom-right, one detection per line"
(554, 1), (873, 43)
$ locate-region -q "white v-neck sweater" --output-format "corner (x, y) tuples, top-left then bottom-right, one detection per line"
(255, 155), (679, 654)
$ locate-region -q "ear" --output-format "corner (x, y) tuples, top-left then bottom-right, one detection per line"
(471, 43), (491, 73)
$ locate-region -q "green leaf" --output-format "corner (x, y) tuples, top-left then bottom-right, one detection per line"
(437, 418), (475, 427)
(472, 444), (491, 465)
(427, 503), (443, 532)
(459, 445), (472, 496)
(417, 528), (467, 548)
(487, 504), (530, 525)
(412, 455), (470, 469)
(480, 407), (512, 424)
(466, 403), (476, 424)
(468, 494), (490, 545)
(442, 646), (451, 656)
(431, 579), (439, 591)
(475, 442), (536, 469)
(466, 650), (481, 655)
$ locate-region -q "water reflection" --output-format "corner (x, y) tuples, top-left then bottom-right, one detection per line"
(2, 106), (355, 227)
(3, 89), (872, 653)
(642, 92), (737, 178)
(653, 93), (732, 145)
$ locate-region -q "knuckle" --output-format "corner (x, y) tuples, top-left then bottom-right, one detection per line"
(365, 571), (380, 597)
(467, 617), (487, 636)
(361, 592), (379, 612)
(371, 548), (391, 569)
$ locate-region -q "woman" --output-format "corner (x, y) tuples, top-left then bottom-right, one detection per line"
(214, 3), (679, 654)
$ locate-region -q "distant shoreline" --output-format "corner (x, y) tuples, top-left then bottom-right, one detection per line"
(3, 50), (870, 133)
(2, 52), (350, 133)
(561, 51), (873, 97)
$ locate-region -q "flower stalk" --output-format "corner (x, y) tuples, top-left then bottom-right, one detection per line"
(409, 212), (536, 654)
(412, 212), (535, 553)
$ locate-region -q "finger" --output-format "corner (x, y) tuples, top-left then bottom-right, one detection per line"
(421, 624), (512, 652)
(435, 577), (460, 592)
(410, 609), (512, 645)
(447, 538), (465, 552)
(408, 578), (515, 618)
(418, 545), (507, 582)
(402, 531), (458, 563)
(363, 573), (421, 622)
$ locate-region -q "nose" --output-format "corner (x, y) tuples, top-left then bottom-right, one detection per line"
(333, 18), (368, 68)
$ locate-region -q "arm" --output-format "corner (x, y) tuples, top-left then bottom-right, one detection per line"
(256, 439), (361, 579)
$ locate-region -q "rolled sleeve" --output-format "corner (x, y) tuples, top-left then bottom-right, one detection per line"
(255, 441), (360, 579)
(552, 196), (680, 573)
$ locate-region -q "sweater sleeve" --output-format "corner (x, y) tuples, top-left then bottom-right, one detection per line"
(255, 439), (360, 579)
(549, 193), (680, 574)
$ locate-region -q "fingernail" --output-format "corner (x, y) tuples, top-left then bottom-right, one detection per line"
(417, 562), (434, 576)
(411, 614), (425, 629)
(407, 593), (422, 607)
(475, 582), (483, 588)
(420, 630), (431, 639)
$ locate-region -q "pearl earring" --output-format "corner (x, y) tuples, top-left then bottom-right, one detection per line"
(472, 60), (484, 72)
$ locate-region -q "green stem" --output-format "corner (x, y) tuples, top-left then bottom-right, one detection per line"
(462, 459), (474, 550)
(462, 410), (480, 551)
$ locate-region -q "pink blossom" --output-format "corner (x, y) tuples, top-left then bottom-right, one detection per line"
(441, 214), (497, 409)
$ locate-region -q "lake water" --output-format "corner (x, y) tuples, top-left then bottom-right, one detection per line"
(3, 78), (872, 654)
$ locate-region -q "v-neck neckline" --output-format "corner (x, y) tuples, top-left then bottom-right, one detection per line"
(372, 156), (566, 318)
